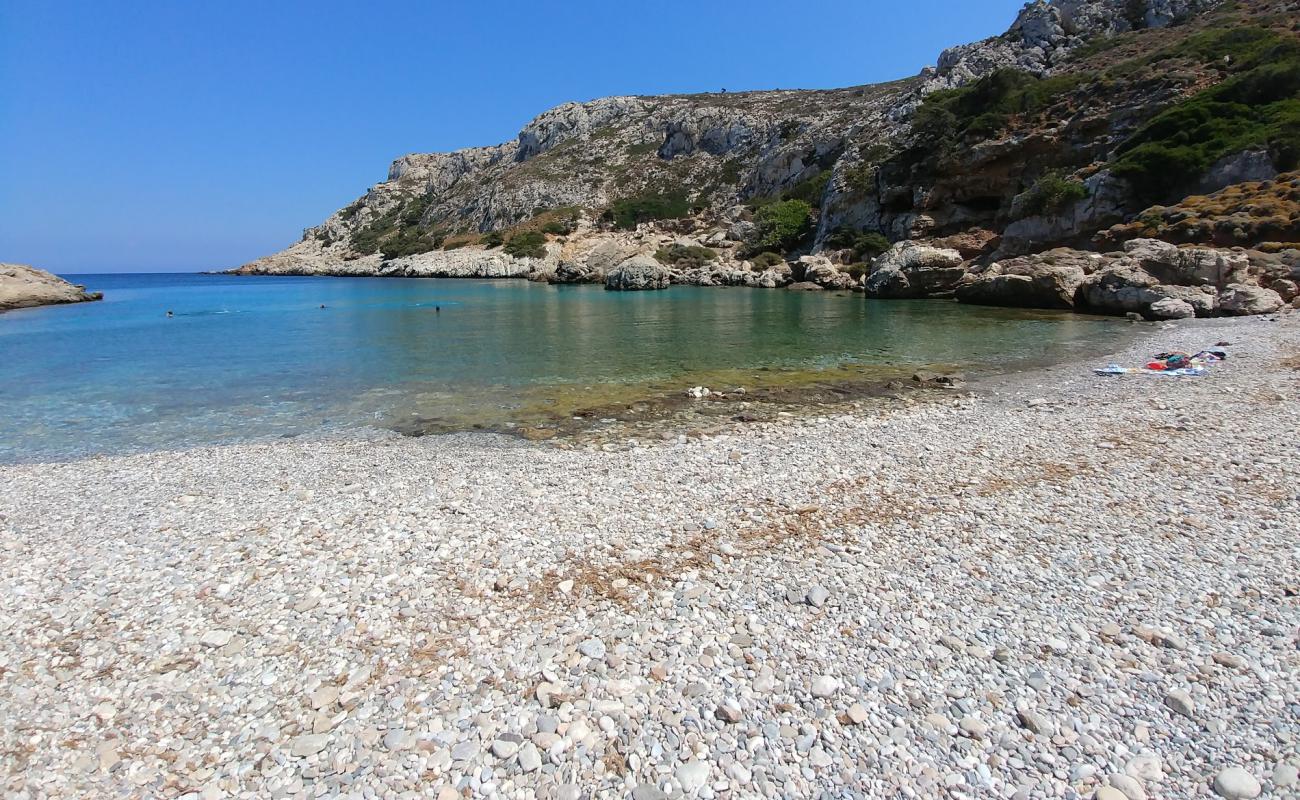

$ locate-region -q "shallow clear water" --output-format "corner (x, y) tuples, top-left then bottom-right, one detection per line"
(0, 273), (1132, 461)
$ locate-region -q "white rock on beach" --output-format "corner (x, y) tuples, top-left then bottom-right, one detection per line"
(1213, 767), (1262, 799)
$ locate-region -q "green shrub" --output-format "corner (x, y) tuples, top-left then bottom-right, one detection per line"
(749, 252), (785, 270)
(347, 194), (441, 258)
(480, 231), (504, 249)
(339, 200), (364, 221)
(380, 227), (446, 259)
(1017, 172), (1090, 217)
(606, 192), (691, 230)
(752, 199), (814, 253)
(825, 227), (891, 260)
(783, 170), (832, 207)
(503, 231), (546, 258)
(654, 244), (718, 269)
(541, 221), (570, 235)
(844, 263), (871, 279)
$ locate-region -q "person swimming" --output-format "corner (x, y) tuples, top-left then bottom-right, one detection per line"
(320, 304), (326, 309)
(435, 305), (440, 313)
(166, 310), (174, 318)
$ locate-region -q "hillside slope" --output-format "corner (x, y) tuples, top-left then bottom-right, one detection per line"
(235, 0), (1299, 318)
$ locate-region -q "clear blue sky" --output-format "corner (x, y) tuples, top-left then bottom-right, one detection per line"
(0, 0), (1024, 273)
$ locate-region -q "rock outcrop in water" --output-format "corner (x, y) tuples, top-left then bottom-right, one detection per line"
(234, 0), (1298, 317)
(0, 263), (102, 312)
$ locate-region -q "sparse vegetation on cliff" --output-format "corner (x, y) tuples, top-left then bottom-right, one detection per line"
(824, 228), (891, 260)
(605, 192), (691, 230)
(654, 244), (718, 269)
(1018, 172), (1090, 217)
(1113, 28), (1300, 203)
(503, 231), (547, 259)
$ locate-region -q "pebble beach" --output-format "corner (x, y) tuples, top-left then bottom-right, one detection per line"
(1, 313), (1297, 800)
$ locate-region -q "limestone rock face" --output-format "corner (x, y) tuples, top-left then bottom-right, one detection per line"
(1078, 262), (1220, 317)
(380, 249), (540, 279)
(1122, 239), (1249, 288)
(863, 242), (965, 298)
(928, 0), (1218, 90)
(605, 256), (670, 291)
(237, 241), (540, 279)
(0, 263), (102, 312)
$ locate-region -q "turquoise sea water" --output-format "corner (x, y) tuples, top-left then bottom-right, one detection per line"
(0, 273), (1132, 461)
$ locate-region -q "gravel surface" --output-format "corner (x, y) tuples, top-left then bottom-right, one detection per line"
(2, 313), (1297, 800)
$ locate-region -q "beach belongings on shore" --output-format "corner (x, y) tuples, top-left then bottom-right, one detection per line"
(1095, 347), (1227, 377)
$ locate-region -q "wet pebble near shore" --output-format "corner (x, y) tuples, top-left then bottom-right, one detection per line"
(1, 314), (1298, 799)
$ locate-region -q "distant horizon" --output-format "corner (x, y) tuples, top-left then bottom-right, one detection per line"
(1, 0), (1025, 274)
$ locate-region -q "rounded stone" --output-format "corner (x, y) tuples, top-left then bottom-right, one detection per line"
(1213, 767), (1261, 799)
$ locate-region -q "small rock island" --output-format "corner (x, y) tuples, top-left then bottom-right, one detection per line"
(0, 263), (102, 312)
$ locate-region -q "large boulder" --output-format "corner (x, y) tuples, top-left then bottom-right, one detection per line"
(0, 263), (102, 312)
(605, 255), (670, 291)
(1219, 284), (1284, 315)
(955, 248), (1099, 309)
(799, 256), (857, 290)
(1148, 297), (1196, 320)
(863, 242), (965, 298)
(549, 260), (602, 284)
(1123, 239), (1249, 288)
(1078, 263), (1219, 317)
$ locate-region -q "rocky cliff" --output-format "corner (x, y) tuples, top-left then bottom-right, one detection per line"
(0, 263), (102, 313)
(235, 0), (1299, 318)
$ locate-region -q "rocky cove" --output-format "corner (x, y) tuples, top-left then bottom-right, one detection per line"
(234, 0), (1300, 323)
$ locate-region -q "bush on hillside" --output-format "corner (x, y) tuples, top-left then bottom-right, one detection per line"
(1017, 172), (1090, 217)
(503, 231), (546, 258)
(653, 244), (718, 269)
(824, 227), (891, 260)
(749, 251), (786, 270)
(605, 192), (691, 230)
(751, 199), (814, 253)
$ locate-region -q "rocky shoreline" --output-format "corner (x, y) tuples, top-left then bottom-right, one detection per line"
(0, 262), (102, 313)
(2, 311), (1296, 799)
(233, 172), (1300, 321)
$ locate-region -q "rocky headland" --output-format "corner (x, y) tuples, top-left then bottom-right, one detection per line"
(0, 263), (101, 312)
(234, 0), (1299, 320)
